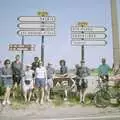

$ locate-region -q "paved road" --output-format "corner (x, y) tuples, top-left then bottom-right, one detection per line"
(0, 103), (120, 120)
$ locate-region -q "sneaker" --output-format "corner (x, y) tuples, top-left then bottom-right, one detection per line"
(40, 100), (44, 105)
(7, 100), (11, 105)
(36, 99), (39, 103)
(64, 98), (68, 101)
(2, 100), (6, 106)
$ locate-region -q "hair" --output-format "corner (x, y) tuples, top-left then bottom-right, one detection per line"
(4, 59), (10, 65)
(59, 59), (66, 66)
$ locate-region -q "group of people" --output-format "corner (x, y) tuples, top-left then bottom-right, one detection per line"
(0, 55), (55, 105)
(0, 54), (112, 105)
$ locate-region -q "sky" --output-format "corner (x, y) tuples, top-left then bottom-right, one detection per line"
(0, 0), (119, 69)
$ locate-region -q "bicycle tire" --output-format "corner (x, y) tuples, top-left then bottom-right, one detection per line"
(0, 102), (3, 112)
(94, 90), (110, 108)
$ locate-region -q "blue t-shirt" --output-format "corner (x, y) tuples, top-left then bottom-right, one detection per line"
(98, 64), (110, 76)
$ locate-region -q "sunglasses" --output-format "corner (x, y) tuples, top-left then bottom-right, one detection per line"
(6, 63), (10, 64)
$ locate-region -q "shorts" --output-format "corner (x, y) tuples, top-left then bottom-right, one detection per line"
(13, 74), (21, 85)
(47, 79), (53, 88)
(76, 79), (87, 91)
(3, 77), (13, 88)
(35, 78), (45, 88)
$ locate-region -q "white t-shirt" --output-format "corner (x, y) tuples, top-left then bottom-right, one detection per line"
(35, 67), (47, 79)
(24, 70), (34, 81)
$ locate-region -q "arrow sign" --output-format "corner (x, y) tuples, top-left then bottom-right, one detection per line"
(71, 40), (107, 46)
(71, 26), (107, 32)
(9, 44), (36, 51)
(71, 33), (107, 39)
(17, 30), (56, 36)
(18, 16), (56, 22)
(18, 23), (55, 29)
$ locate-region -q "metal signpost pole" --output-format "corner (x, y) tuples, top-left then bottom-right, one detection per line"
(41, 35), (44, 66)
(21, 36), (24, 70)
(38, 11), (48, 66)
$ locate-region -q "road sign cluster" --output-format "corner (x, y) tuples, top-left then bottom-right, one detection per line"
(71, 26), (107, 46)
(17, 16), (56, 36)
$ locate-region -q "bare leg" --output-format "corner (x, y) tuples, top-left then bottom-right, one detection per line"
(24, 91), (27, 103)
(28, 90), (32, 102)
(6, 87), (11, 104)
(40, 87), (44, 104)
(64, 88), (68, 101)
(3, 88), (8, 104)
(35, 88), (40, 103)
(82, 88), (86, 102)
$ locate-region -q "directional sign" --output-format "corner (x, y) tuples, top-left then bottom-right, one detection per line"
(18, 23), (55, 29)
(18, 16), (56, 22)
(17, 30), (56, 36)
(71, 40), (107, 46)
(71, 33), (107, 39)
(9, 44), (35, 51)
(71, 26), (107, 32)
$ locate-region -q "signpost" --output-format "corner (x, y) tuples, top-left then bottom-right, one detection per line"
(17, 11), (56, 66)
(71, 40), (107, 46)
(71, 33), (107, 39)
(71, 21), (107, 67)
(17, 30), (56, 36)
(71, 26), (107, 32)
(9, 44), (36, 51)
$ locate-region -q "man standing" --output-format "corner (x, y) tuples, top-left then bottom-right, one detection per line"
(98, 58), (111, 82)
(12, 55), (22, 87)
(31, 57), (40, 71)
(46, 63), (55, 102)
(34, 60), (47, 104)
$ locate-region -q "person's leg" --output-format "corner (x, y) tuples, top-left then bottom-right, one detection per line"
(3, 88), (8, 105)
(35, 78), (40, 103)
(6, 87), (11, 104)
(46, 79), (53, 102)
(28, 89), (32, 102)
(64, 88), (68, 101)
(40, 79), (45, 104)
(82, 88), (86, 103)
(40, 87), (44, 104)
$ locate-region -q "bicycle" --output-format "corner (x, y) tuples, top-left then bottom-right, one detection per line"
(94, 76), (111, 108)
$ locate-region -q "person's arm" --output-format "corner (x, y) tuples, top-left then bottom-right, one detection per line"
(97, 66), (101, 76)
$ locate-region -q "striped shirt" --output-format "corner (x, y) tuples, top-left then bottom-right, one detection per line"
(35, 67), (47, 79)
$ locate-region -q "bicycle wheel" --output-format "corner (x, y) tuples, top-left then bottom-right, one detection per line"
(94, 90), (110, 108)
(0, 102), (3, 112)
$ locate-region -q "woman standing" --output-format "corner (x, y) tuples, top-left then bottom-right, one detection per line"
(35, 60), (47, 104)
(1, 59), (13, 105)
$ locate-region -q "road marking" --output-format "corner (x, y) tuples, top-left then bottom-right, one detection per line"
(39, 115), (120, 120)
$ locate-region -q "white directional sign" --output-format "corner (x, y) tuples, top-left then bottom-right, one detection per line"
(71, 40), (107, 46)
(18, 16), (56, 22)
(71, 26), (107, 32)
(71, 33), (107, 39)
(17, 30), (56, 36)
(9, 44), (36, 51)
(18, 23), (55, 29)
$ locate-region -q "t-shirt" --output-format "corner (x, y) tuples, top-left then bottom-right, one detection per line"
(76, 67), (90, 78)
(98, 64), (110, 76)
(60, 66), (68, 74)
(24, 70), (34, 81)
(35, 67), (47, 79)
(31, 62), (40, 71)
(46, 66), (55, 79)
(1, 67), (13, 78)
(12, 61), (22, 75)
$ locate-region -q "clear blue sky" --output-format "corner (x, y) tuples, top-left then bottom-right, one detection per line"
(0, 0), (117, 69)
